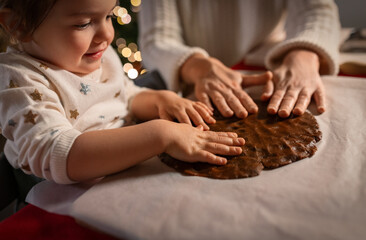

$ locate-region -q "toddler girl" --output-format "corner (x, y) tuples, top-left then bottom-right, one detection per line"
(0, 0), (244, 184)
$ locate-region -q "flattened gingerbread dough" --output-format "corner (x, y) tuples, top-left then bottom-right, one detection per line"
(160, 102), (322, 179)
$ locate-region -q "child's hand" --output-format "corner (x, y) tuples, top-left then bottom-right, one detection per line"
(163, 122), (245, 165)
(156, 90), (216, 130)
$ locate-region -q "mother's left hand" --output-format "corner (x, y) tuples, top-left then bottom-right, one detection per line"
(261, 49), (326, 118)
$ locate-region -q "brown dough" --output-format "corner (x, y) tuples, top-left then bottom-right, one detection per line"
(160, 101), (322, 179)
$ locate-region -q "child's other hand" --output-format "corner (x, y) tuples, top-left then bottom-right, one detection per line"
(156, 90), (216, 130)
(164, 122), (245, 165)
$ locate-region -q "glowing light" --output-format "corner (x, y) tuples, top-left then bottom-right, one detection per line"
(123, 63), (133, 73)
(121, 14), (131, 24)
(131, 0), (141, 7)
(128, 43), (138, 52)
(134, 51), (142, 61)
(140, 69), (147, 75)
(117, 16), (124, 25)
(128, 54), (136, 62)
(128, 68), (138, 79)
(121, 47), (132, 58)
(113, 6), (121, 16)
(118, 7), (128, 17)
(116, 38), (126, 48)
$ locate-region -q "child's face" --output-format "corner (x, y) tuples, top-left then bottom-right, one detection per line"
(21, 0), (116, 75)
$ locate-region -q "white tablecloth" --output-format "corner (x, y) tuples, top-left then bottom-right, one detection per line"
(59, 76), (366, 240)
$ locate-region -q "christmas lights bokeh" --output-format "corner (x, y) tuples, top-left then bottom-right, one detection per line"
(112, 0), (146, 80)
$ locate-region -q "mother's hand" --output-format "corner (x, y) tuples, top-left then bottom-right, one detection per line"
(180, 54), (272, 118)
(262, 50), (326, 118)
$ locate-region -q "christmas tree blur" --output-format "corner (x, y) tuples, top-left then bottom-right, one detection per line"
(112, 0), (145, 80)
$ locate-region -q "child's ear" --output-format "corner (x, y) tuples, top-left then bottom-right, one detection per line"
(0, 8), (31, 42)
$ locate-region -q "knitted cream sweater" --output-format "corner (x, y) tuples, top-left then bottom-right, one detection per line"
(138, 0), (341, 91)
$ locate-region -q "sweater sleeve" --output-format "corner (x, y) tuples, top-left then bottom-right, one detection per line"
(265, 0), (341, 75)
(0, 64), (81, 184)
(138, 0), (209, 91)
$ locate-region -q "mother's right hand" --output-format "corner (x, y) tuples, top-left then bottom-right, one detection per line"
(180, 54), (272, 118)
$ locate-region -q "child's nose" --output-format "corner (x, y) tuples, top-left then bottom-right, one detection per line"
(94, 22), (114, 43)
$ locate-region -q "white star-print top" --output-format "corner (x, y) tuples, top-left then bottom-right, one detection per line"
(0, 46), (145, 184)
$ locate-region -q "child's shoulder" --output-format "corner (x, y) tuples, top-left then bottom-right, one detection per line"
(0, 47), (42, 71)
(0, 48), (51, 89)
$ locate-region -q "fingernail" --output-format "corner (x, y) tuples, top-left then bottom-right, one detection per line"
(250, 106), (258, 113)
(293, 108), (302, 115)
(278, 109), (288, 118)
(267, 107), (276, 115)
(225, 110), (234, 117)
(220, 158), (227, 164)
(318, 106), (325, 113)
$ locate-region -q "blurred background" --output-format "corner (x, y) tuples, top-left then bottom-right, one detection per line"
(112, 0), (366, 81)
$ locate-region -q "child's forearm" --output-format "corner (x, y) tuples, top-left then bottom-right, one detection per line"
(130, 90), (160, 120)
(66, 119), (168, 182)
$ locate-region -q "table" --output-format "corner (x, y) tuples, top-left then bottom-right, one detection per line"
(69, 75), (366, 240)
(2, 48), (366, 239)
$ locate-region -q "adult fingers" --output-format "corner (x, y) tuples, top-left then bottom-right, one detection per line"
(267, 89), (286, 115)
(241, 71), (273, 88)
(195, 90), (213, 111)
(261, 79), (274, 101)
(278, 88), (301, 118)
(221, 90), (249, 118)
(215, 79), (256, 118)
(208, 89), (234, 117)
(232, 88), (258, 114)
(293, 89), (312, 115)
(313, 85), (326, 113)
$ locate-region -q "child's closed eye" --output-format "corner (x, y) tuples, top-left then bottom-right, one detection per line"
(74, 22), (91, 29)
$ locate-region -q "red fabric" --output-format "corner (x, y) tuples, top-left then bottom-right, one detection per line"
(232, 60), (366, 78)
(231, 61), (266, 71)
(0, 204), (118, 240)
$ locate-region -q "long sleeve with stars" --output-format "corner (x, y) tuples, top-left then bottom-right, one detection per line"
(0, 46), (145, 184)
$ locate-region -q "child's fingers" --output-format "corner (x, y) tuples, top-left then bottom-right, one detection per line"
(204, 142), (243, 156)
(159, 110), (174, 121)
(193, 104), (216, 124)
(205, 134), (245, 146)
(207, 131), (238, 138)
(195, 101), (213, 115)
(187, 109), (209, 130)
(196, 125), (204, 131)
(174, 111), (193, 126)
(195, 150), (227, 165)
